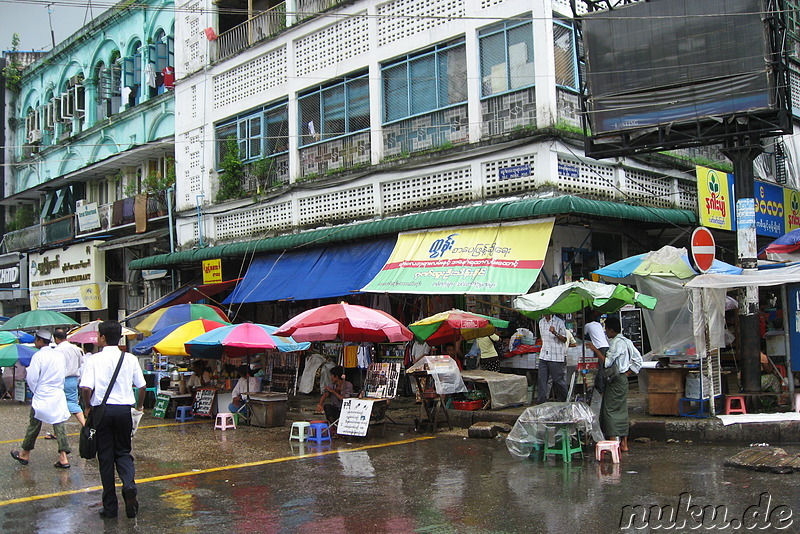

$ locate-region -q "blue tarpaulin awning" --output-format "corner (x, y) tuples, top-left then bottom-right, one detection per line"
(223, 239), (396, 304)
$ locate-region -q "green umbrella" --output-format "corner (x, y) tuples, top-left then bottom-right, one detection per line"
(0, 343), (37, 367)
(513, 280), (657, 319)
(0, 331), (20, 345)
(0, 310), (79, 331)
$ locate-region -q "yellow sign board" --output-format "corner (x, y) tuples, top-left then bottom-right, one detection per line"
(696, 166), (734, 230)
(202, 259), (223, 284)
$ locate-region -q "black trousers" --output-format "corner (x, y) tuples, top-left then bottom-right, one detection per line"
(95, 404), (136, 514)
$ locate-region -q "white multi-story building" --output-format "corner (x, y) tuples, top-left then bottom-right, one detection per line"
(128, 0), (800, 321)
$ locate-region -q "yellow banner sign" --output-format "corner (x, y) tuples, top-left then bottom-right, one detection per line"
(697, 166), (734, 230)
(361, 219), (554, 295)
(202, 259), (223, 284)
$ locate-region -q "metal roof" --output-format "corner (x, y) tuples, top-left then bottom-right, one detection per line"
(128, 195), (696, 270)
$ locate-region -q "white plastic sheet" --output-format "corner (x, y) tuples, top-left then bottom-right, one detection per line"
(460, 370), (527, 409)
(506, 402), (602, 459)
(406, 355), (467, 395)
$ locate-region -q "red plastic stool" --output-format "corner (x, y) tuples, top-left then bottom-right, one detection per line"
(725, 395), (747, 415)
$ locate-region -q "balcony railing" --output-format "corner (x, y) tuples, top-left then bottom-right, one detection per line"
(296, 0), (341, 21)
(42, 215), (75, 245)
(216, 2), (287, 61)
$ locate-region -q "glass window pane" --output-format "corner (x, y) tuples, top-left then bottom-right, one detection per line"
(409, 56), (436, 115)
(554, 23), (576, 89)
(480, 33), (507, 95)
(237, 121), (248, 159)
(265, 105), (289, 154)
(216, 123), (237, 166)
(383, 64), (409, 122)
(248, 116), (261, 159)
(347, 78), (370, 132)
(322, 85), (345, 139)
(299, 92), (320, 146)
(508, 24), (535, 90)
(439, 44), (467, 105)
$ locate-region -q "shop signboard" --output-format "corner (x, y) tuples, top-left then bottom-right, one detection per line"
(754, 181), (785, 237)
(76, 202), (101, 232)
(337, 398), (374, 437)
(0, 252), (27, 302)
(696, 166), (734, 230)
(192, 388), (216, 417)
(152, 393), (170, 418)
(28, 241), (106, 312)
(202, 259), (223, 284)
(361, 219), (555, 295)
(784, 188), (800, 233)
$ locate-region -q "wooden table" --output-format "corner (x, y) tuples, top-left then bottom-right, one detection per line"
(408, 372), (451, 433)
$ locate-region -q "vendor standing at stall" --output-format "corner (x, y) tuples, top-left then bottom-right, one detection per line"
(598, 317), (641, 452)
(537, 314), (568, 403)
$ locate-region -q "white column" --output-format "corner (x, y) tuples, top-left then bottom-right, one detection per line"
(464, 24), (483, 143)
(532, 0), (556, 128)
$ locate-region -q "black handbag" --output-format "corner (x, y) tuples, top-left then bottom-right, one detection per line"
(79, 353), (125, 460)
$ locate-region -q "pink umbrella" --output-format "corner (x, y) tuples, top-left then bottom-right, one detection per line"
(274, 302), (412, 343)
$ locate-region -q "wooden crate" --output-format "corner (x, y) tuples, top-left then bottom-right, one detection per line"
(648, 392), (682, 416)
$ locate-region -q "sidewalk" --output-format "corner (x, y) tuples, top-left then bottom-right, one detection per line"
(288, 386), (800, 444)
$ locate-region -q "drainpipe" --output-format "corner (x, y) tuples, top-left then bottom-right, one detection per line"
(166, 186), (176, 291)
(196, 194), (205, 248)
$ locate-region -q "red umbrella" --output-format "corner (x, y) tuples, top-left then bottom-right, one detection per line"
(274, 302), (412, 343)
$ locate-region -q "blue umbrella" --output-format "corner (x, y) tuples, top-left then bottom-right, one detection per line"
(9, 331), (34, 343)
(593, 249), (742, 280)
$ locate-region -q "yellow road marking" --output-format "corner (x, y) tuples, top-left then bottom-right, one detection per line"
(0, 436), (435, 507)
(0, 420), (210, 444)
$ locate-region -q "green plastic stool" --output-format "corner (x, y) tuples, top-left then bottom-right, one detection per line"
(542, 423), (584, 462)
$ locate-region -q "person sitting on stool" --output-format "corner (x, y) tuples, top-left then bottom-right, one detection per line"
(227, 366), (261, 417)
(315, 365), (353, 425)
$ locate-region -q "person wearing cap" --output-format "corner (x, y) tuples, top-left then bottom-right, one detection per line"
(53, 328), (86, 426)
(10, 329), (72, 469)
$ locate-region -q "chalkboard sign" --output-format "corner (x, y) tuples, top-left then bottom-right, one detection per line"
(619, 307), (644, 356)
(192, 388), (216, 417)
(152, 393), (170, 419)
(337, 398), (374, 437)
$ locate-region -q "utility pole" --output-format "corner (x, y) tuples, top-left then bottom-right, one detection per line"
(721, 136), (762, 393)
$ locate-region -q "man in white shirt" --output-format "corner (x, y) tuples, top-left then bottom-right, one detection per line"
(80, 321), (145, 520)
(10, 329), (71, 468)
(537, 314), (568, 404)
(53, 328), (86, 426)
(228, 366), (261, 416)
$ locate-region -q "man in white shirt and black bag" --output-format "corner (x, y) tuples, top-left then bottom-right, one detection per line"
(80, 321), (146, 520)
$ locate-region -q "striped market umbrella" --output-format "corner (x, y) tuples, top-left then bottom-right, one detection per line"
(409, 309), (509, 345)
(0, 343), (37, 367)
(134, 304), (229, 336)
(147, 319), (230, 356)
(185, 323), (310, 359)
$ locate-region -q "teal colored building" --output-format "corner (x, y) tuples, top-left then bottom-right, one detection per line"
(1, 0), (175, 319)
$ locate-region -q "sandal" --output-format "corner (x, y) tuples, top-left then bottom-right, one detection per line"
(53, 461), (70, 469)
(10, 450), (29, 465)
(44, 432), (56, 440)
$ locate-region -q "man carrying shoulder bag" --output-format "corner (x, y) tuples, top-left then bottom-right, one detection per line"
(80, 321), (146, 520)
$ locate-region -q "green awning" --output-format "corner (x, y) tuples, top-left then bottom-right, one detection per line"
(129, 195), (696, 270)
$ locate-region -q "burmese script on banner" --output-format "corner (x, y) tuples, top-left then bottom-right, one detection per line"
(361, 219), (554, 295)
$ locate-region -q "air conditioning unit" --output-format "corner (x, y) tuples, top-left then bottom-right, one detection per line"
(28, 129), (42, 143)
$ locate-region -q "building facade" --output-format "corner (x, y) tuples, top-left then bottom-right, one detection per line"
(1, 0), (175, 319)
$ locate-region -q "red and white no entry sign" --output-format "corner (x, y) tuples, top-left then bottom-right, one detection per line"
(691, 227), (716, 273)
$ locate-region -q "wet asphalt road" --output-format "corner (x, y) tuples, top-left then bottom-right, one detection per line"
(1, 402), (799, 533)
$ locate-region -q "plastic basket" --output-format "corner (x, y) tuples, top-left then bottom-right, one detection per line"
(453, 400), (483, 411)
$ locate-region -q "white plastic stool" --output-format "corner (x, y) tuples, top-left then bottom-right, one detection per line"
(290, 422), (311, 442)
(215, 412), (237, 431)
(595, 440), (621, 463)
(794, 393), (800, 414)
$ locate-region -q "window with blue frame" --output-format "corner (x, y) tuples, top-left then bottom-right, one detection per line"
(382, 38), (467, 123)
(479, 17), (535, 96)
(215, 101), (289, 167)
(298, 73), (370, 146)
(553, 19), (578, 91)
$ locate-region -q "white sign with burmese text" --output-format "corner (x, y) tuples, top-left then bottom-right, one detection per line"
(337, 398), (374, 437)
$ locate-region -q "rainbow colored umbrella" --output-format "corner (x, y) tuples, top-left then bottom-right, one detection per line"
(152, 319), (230, 356)
(185, 323), (310, 359)
(0, 343), (37, 367)
(135, 304), (229, 336)
(409, 309), (509, 345)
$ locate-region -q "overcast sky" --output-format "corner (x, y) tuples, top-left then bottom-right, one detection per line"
(0, 1), (92, 52)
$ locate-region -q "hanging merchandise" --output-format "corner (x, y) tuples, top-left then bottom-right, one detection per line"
(343, 345), (359, 368)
